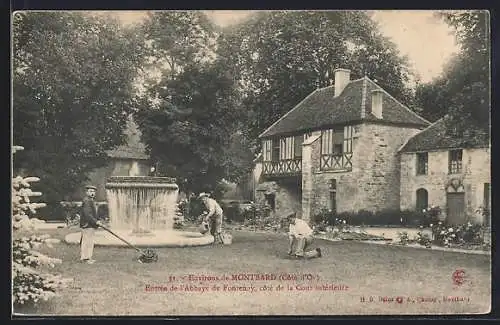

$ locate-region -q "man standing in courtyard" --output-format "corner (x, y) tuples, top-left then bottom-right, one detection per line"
(286, 213), (322, 259)
(198, 192), (224, 244)
(80, 185), (102, 264)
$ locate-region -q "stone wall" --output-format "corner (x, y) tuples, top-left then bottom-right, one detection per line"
(301, 132), (321, 222)
(400, 147), (490, 224)
(255, 180), (302, 218)
(305, 123), (421, 220)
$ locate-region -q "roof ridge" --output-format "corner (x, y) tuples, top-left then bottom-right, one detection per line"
(258, 88), (321, 138)
(365, 77), (431, 125)
(397, 117), (445, 153)
(315, 77), (365, 93)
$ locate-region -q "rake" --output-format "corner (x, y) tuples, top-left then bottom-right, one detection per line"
(98, 224), (158, 263)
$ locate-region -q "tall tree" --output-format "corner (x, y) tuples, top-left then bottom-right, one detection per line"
(13, 12), (145, 203)
(135, 61), (248, 193)
(136, 11), (218, 100)
(415, 11), (490, 134)
(441, 10), (490, 132)
(135, 11), (254, 194)
(217, 11), (416, 145)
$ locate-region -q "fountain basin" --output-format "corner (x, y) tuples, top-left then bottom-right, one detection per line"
(105, 176), (179, 189)
(64, 229), (214, 247)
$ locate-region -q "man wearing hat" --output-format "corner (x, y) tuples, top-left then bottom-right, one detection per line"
(285, 213), (322, 259)
(198, 192), (224, 243)
(79, 185), (102, 264)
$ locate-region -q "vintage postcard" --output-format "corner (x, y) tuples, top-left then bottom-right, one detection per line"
(11, 9), (491, 317)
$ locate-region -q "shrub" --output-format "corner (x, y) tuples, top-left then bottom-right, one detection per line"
(241, 203), (272, 226)
(349, 209), (373, 225)
(422, 206), (442, 226)
(312, 208), (427, 227)
(397, 232), (410, 245)
(311, 208), (333, 226)
(335, 212), (351, 225)
(184, 198), (205, 222)
(12, 146), (72, 307)
(59, 202), (81, 227)
(400, 209), (427, 226)
(97, 203), (109, 223)
(415, 231), (432, 248)
(475, 206), (490, 226)
(430, 221), (485, 247)
(224, 204), (244, 223)
(373, 209), (406, 225)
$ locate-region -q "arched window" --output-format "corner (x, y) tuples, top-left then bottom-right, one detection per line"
(416, 188), (428, 212)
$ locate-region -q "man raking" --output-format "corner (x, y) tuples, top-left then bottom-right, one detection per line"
(79, 185), (103, 264)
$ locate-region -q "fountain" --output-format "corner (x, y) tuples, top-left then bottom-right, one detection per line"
(64, 176), (214, 247)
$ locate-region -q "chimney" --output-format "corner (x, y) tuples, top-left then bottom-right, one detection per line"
(371, 89), (383, 119)
(334, 68), (351, 97)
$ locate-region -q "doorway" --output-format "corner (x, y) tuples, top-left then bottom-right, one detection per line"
(264, 193), (276, 212)
(446, 192), (466, 225)
(416, 188), (428, 212)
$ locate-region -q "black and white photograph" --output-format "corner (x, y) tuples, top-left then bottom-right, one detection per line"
(11, 9), (491, 316)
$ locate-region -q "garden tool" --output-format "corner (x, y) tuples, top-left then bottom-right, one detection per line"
(98, 224), (158, 263)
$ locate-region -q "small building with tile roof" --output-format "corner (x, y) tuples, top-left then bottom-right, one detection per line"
(253, 68), (432, 222)
(251, 66), (490, 225)
(74, 116), (152, 202)
(398, 116), (490, 225)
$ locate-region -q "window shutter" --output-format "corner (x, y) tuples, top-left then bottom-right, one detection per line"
(343, 126), (353, 153)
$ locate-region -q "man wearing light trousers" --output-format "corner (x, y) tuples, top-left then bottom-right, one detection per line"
(198, 192), (224, 244)
(79, 185), (102, 264)
(286, 213), (322, 259)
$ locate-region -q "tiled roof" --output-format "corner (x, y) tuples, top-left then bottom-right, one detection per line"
(399, 117), (490, 153)
(106, 118), (149, 160)
(259, 76), (430, 138)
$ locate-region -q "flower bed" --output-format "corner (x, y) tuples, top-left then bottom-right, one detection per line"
(394, 221), (490, 252)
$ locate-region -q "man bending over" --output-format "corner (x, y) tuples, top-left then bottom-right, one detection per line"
(286, 213), (322, 259)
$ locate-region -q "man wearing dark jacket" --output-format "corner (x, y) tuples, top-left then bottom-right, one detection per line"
(80, 185), (102, 264)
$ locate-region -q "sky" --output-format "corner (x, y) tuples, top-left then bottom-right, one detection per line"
(111, 10), (459, 83)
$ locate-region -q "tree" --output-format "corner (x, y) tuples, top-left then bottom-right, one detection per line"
(415, 11), (490, 133)
(216, 11), (416, 144)
(135, 62), (249, 194)
(12, 146), (71, 308)
(135, 11), (254, 194)
(13, 12), (146, 204)
(136, 11), (218, 99)
(414, 55), (463, 123)
(441, 11), (490, 132)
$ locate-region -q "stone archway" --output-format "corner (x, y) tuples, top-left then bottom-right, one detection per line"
(416, 188), (428, 212)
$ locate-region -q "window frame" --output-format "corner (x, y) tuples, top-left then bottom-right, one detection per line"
(262, 140), (272, 162)
(294, 135), (303, 158)
(416, 152), (428, 175)
(321, 126), (354, 156)
(448, 149), (463, 174)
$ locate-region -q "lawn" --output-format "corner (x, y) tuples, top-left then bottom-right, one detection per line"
(13, 228), (491, 316)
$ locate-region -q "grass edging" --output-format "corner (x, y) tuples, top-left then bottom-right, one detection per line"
(315, 234), (491, 255)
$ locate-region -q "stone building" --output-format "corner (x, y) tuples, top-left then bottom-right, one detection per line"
(72, 117), (151, 202)
(253, 68), (431, 222)
(398, 117), (490, 225)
